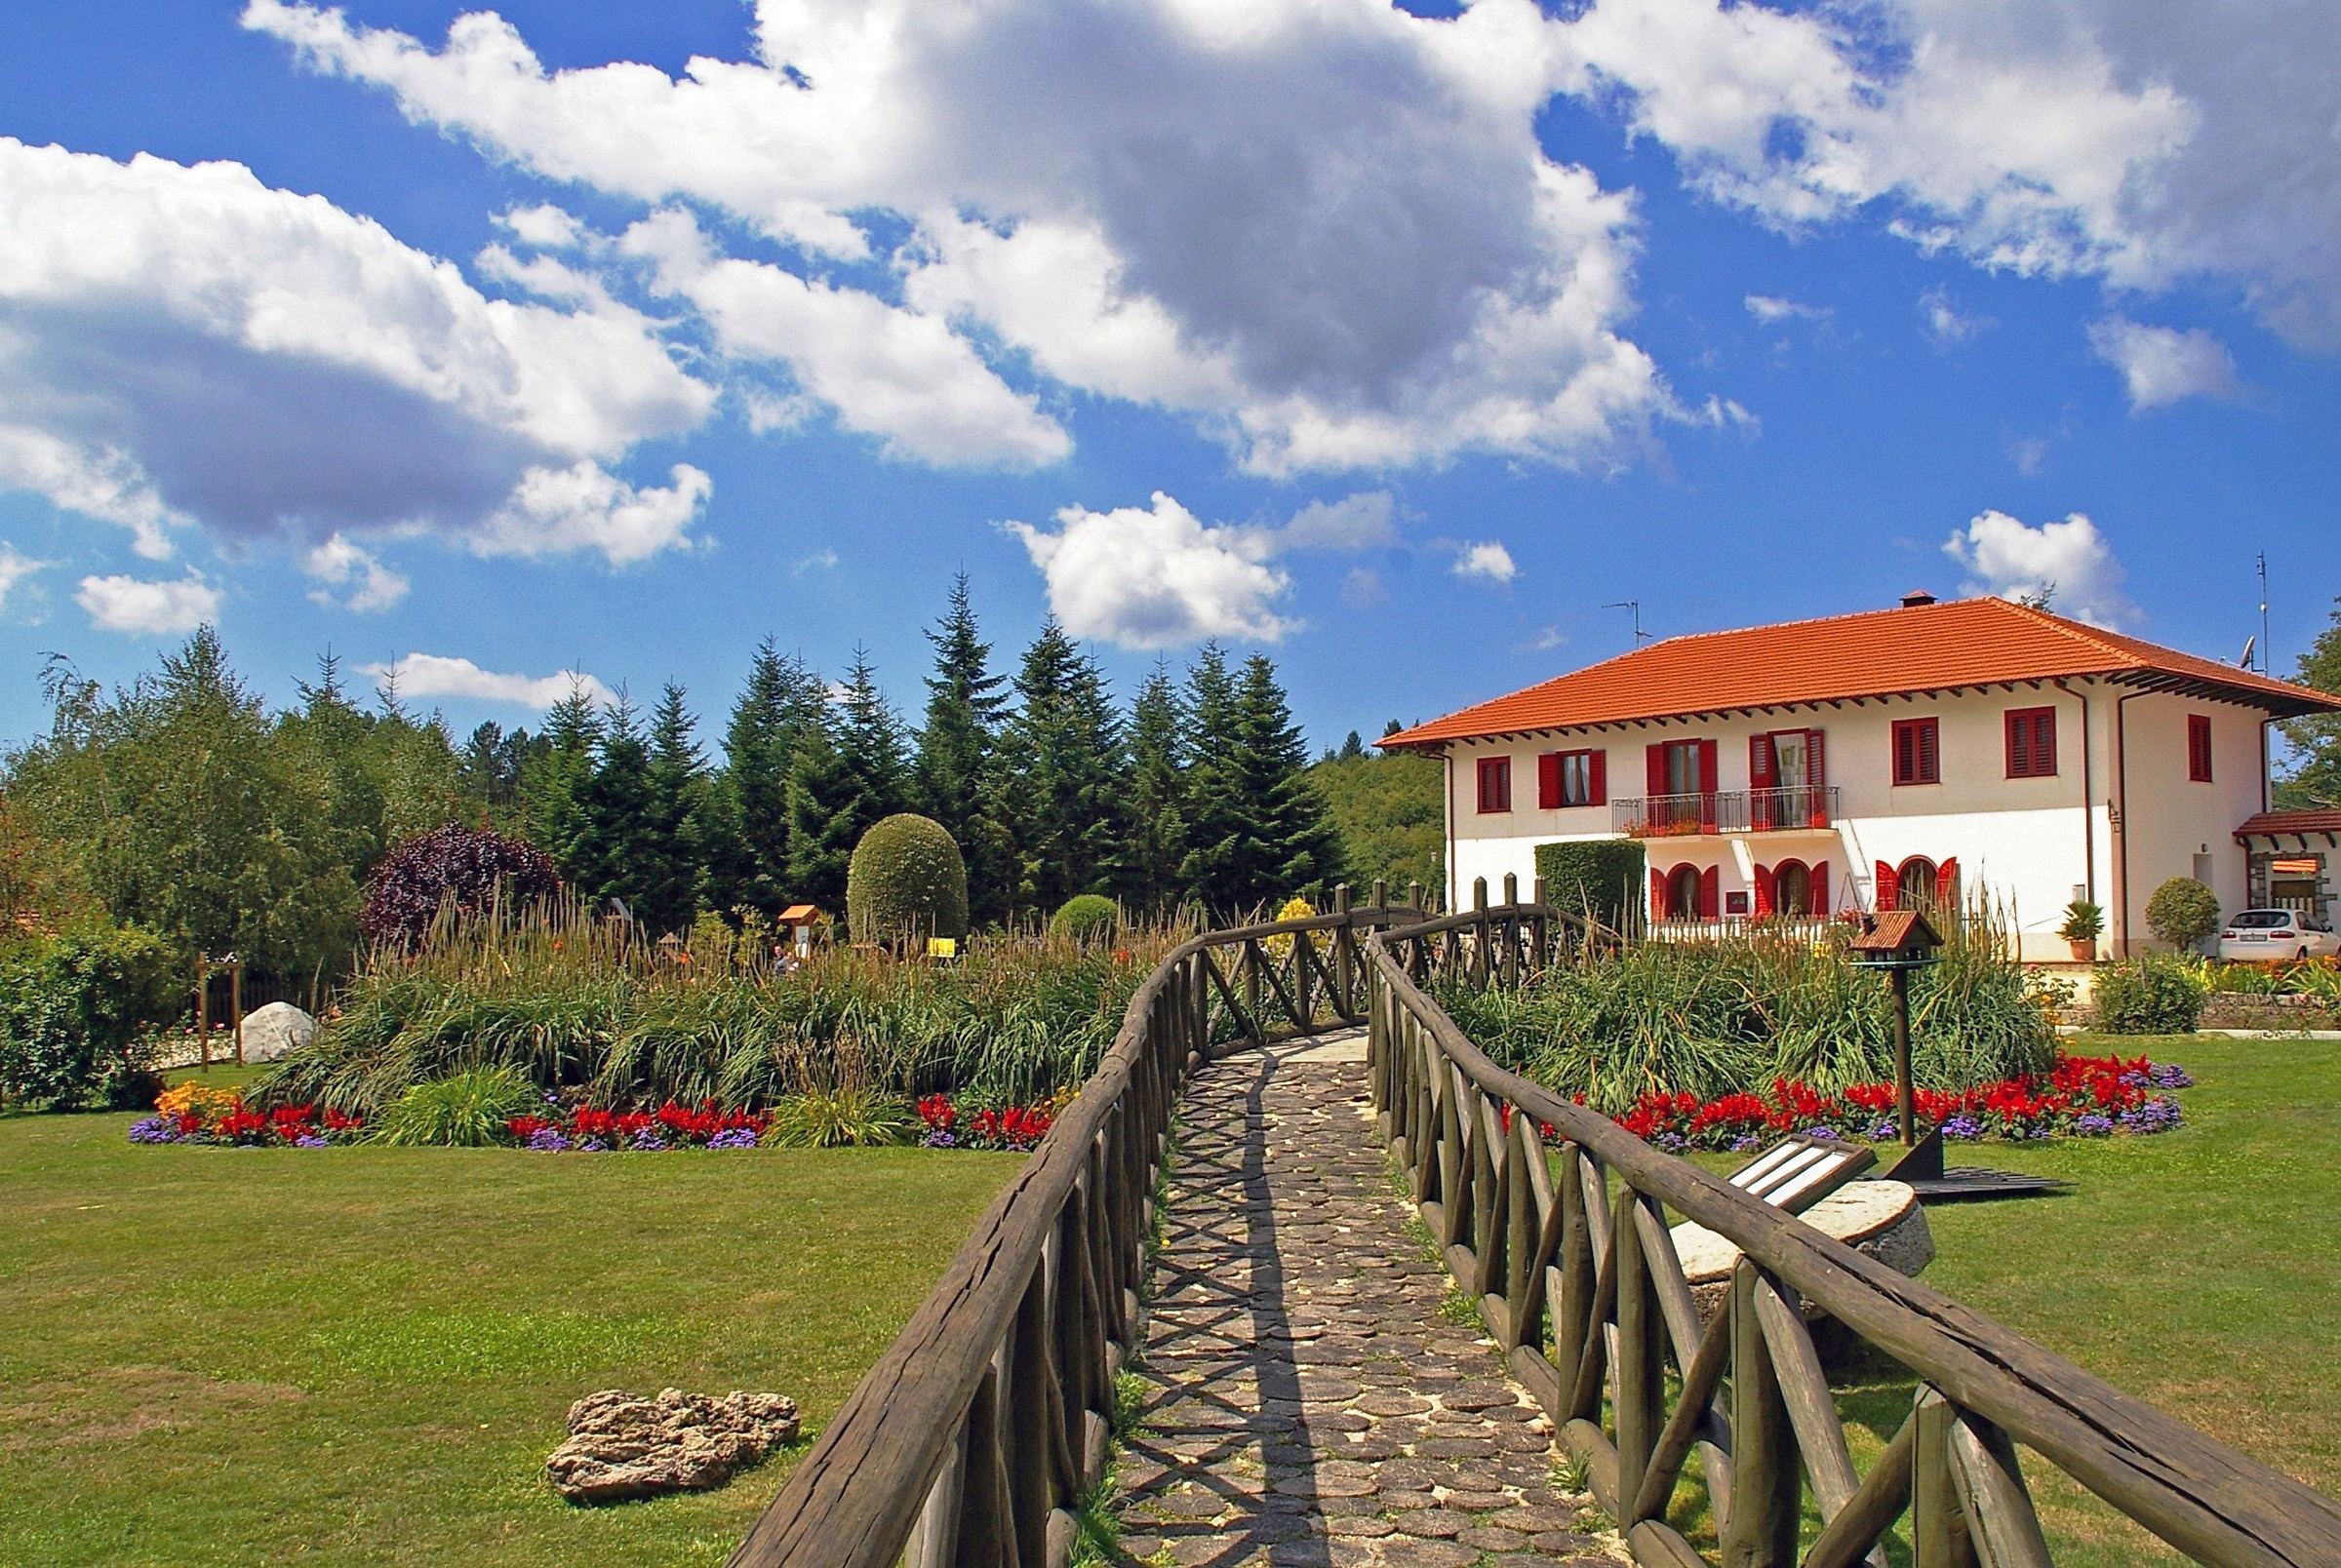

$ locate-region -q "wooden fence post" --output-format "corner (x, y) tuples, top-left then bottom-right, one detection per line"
(1724, 1260), (1799, 1568)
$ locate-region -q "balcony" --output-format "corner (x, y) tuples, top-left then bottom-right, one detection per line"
(1612, 787), (1839, 838)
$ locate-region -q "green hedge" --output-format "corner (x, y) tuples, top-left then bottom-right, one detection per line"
(1534, 840), (1646, 933)
(0, 924), (178, 1110)
(2093, 956), (2208, 1035)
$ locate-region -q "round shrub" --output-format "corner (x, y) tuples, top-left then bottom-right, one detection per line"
(2092, 956), (2208, 1035)
(2145, 877), (2222, 952)
(848, 814), (969, 945)
(1051, 894), (1120, 943)
(361, 824), (560, 948)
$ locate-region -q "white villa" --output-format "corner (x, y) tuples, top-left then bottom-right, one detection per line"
(1380, 593), (2341, 960)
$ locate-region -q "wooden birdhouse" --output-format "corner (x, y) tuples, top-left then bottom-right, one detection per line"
(1848, 908), (1941, 967)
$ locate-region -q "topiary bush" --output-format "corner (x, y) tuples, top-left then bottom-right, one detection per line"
(2145, 877), (2222, 952)
(2092, 956), (2208, 1035)
(361, 824), (560, 948)
(0, 922), (177, 1111)
(848, 814), (969, 946)
(1051, 894), (1120, 944)
(1534, 841), (1646, 932)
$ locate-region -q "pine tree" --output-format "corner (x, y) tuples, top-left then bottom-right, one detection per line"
(1176, 644), (1250, 914)
(2278, 596), (2341, 809)
(1005, 620), (1128, 913)
(786, 651), (905, 913)
(1232, 654), (1347, 898)
(571, 693), (655, 920)
(637, 683), (708, 933)
(1121, 660), (1189, 915)
(523, 681), (603, 876)
(914, 574), (1015, 925)
(704, 642), (825, 921)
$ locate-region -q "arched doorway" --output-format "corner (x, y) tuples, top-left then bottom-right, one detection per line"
(1774, 859), (1812, 918)
(1896, 856), (1938, 911)
(1667, 863), (1703, 920)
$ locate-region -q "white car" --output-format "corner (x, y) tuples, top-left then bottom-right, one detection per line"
(2217, 909), (2341, 961)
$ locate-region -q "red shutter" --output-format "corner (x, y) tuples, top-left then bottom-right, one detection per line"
(1647, 743), (1667, 798)
(2188, 716), (2213, 782)
(1538, 752), (1562, 809)
(1753, 864), (1775, 917)
(1812, 861), (1830, 916)
(1921, 720), (1938, 783)
(1650, 870), (1667, 921)
(1699, 866), (1721, 920)
(1805, 729), (1827, 824)
(2036, 712), (2055, 776)
(1875, 860), (1898, 912)
(1935, 857), (1960, 911)
(1588, 750), (1607, 806)
(1698, 740), (1719, 830)
(2005, 711), (2028, 777)
(1750, 735), (1774, 829)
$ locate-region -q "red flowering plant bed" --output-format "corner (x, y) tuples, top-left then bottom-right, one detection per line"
(915, 1091), (1062, 1152)
(504, 1099), (771, 1152)
(128, 1082), (364, 1147)
(1598, 1051), (2191, 1155)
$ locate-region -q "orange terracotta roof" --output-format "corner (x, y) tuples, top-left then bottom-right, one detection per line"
(2237, 810), (2341, 840)
(1382, 597), (2341, 749)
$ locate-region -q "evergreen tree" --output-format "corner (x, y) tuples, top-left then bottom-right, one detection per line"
(569, 693), (655, 919)
(785, 650), (906, 913)
(1121, 660), (1189, 915)
(2278, 596), (2341, 809)
(1231, 654), (1348, 897)
(1005, 620), (1128, 913)
(636, 683), (708, 933)
(1176, 644), (1250, 914)
(524, 681), (603, 875)
(703, 642), (825, 921)
(458, 721), (541, 828)
(1339, 729), (1366, 760)
(914, 574), (1015, 925)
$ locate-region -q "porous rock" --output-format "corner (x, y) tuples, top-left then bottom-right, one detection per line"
(235, 1001), (317, 1064)
(545, 1388), (800, 1503)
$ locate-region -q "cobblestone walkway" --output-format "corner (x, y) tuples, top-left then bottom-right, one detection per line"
(1115, 1034), (1623, 1568)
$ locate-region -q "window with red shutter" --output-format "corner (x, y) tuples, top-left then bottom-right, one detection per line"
(1537, 752), (1562, 809)
(1545, 748), (1601, 806)
(2004, 707), (2056, 778)
(1477, 756), (1512, 812)
(1891, 717), (1940, 785)
(2188, 715), (2213, 782)
(1587, 750), (1607, 806)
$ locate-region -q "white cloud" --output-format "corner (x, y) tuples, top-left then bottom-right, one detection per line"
(1543, 0), (2341, 350)
(76, 572), (219, 635)
(1451, 541), (1519, 585)
(0, 137), (714, 567)
(302, 533), (409, 612)
(1340, 568), (1388, 609)
(1943, 509), (2135, 625)
(1007, 491), (1294, 648)
(471, 461), (711, 564)
(2086, 317), (2240, 412)
(246, 0), (1679, 475)
(1276, 492), (1400, 554)
(0, 543), (50, 609)
(1745, 294), (1829, 325)
(359, 652), (614, 709)
(1919, 287), (1992, 348)
(794, 549), (839, 575)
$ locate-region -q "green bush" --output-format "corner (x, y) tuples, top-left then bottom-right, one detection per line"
(0, 923), (177, 1111)
(2145, 878), (2222, 952)
(768, 1084), (912, 1148)
(367, 1066), (537, 1146)
(848, 814), (969, 946)
(2093, 956), (2208, 1035)
(1051, 894), (1120, 943)
(1534, 841), (1646, 933)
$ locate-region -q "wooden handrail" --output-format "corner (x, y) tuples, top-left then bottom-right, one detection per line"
(1365, 902), (2341, 1568)
(728, 888), (1423, 1568)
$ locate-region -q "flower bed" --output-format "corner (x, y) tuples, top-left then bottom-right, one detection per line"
(129, 1082), (364, 1147)
(505, 1099), (770, 1152)
(1605, 1052), (2192, 1154)
(915, 1093), (1056, 1151)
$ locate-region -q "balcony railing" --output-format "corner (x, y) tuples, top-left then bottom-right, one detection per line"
(1612, 786), (1838, 837)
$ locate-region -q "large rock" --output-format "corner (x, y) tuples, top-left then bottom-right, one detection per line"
(545, 1389), (800, 1504)
(1672, 1179), (1935, 1325)
(236, 1002), (317, 1064)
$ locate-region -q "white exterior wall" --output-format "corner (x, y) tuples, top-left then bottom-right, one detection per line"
(1436, 676), (2273, 960)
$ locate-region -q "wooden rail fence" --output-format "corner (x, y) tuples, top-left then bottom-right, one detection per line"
(733, 890), (2341, 1568)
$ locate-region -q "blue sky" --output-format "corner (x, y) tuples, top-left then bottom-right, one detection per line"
(0, 0), (2334, 754)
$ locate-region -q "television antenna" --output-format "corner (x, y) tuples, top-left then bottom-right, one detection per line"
(1604, 601), (1652, 643)
(2257, 551), (2270, 675)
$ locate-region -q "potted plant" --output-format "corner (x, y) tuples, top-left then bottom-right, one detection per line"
(2058, 899), (2105, 961)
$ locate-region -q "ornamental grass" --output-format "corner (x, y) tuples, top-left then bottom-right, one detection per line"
(255, 896), (1191, 1115)
(1439, 905), (2056, 1114)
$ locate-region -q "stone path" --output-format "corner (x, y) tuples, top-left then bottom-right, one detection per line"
(1114, 1033), (1624, 1568)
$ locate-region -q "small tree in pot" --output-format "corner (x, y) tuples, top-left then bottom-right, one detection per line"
(2058, 899), (2105, 961)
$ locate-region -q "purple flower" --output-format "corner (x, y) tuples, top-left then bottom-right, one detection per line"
(128, 1116), (179, 1144)
(629, 1129), (668, 1152)
(2073, 1114), (2115, 1137)
(707, 1127), (759, 1150)
(1865, 1118), (1899, 1143)
(295, 1134), (332, 1149)
(1801, 1124), (1839, 1141)
(1651, 1131), (1689, 1155)
(543, 1092), (561, 1106)
(1728, 1133), (1761, 1154)
(578, 1137), (608, 1153)
(1941, 1115), (1984, 1141)
(922, 1129), (958, 1149)
(528, 1127), (573, 1152)
(2150, 1063), (2195, 1089)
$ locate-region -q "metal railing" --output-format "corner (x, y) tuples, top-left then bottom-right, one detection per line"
(727, 885), (1429, 1568)
(1615, 787), (1839, 837)
(1369, 898), (2341, 1568)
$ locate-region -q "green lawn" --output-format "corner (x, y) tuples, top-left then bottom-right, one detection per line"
(0, 1068), (1020, 1568)
(1684, 1033), (2341, 1565)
